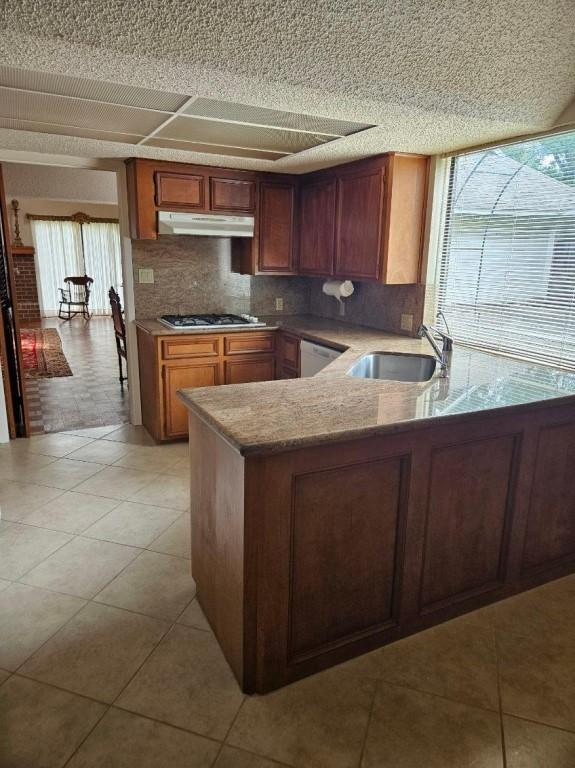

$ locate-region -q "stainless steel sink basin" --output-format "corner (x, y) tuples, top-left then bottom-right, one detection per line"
(347, 352), (437, 382)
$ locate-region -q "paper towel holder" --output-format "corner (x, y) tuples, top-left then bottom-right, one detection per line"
(322, 280), (355, 315)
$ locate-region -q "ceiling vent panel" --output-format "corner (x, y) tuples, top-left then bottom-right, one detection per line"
(154, 116), (333, 153)
(183, 97), (374, 137)
(143, 137), (288, 161)
(0, 88), (170, 135)
(0, 117), (143, 144)
(0, 66), (189, 112)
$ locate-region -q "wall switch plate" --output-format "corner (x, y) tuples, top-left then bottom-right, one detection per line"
(138, 268), (154, 284)
(275, 297), (284, 311)
(401, 313), (414, 332)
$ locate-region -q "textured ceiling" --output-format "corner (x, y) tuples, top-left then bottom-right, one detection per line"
(0, 0), (574, 173)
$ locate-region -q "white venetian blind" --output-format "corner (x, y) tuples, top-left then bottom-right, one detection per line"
(437, 131), (575, 370)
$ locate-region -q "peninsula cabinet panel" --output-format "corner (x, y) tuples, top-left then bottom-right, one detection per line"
(288, 457), (406, 662)
(298, 179), (336, 275)
(155, 172), (206, 209)
(210, 177), (256, 212)
(334, 167), (384, 280)
(224, 355), (275, 385)
(163, 361), (221, 439)
(258, 181), (296, 273)
(521, 421), (575, 574)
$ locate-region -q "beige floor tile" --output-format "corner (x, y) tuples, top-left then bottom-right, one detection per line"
(103, 424), (156, 446)
(0, 449), (56, 482)
(498, 630), (575, 731)
(83, 501), (182, 547)
(362, 682), (503, 768)
(74, 465), (159, 500)
(215, 746), (292, 767)
(21, 536), (140, 598)
(66, 440), (135, 465)
(148, 513), (191, 559)
(128, 474), (189, 510)
(63, 424), (123, 439)
(164, 457), (190, 478)
(178, 598), (212, 632)
(0, 478), (63, 522)
(27, 433), (95, 457)
(20, 602), (168, 703)
(378, 615), (499, 710)
(0, 675), (105, 768)
(0, 521), (72, 580)
(95, 550), (195, 621)
(67, 707), (220, 768)
(113, 444), (187, 474)
(26, 458), (105, 491)
(0, 668), (9, 685)
(228, 663), (376, 768)
(503, 715), (575, 767)
(0, 578), (11, 592)
(0, 582), (85, 670)
(22, 491), (120, 534)
(117, 624), (244, 739)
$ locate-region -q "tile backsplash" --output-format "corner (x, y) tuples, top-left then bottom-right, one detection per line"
(131, 236), (310, 318)
(132, 235), (423, 335)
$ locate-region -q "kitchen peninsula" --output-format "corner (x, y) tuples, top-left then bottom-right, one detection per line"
(178, 318), (575, 693)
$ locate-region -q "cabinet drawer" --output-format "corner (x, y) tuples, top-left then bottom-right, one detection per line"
(155, 172), (206, 209)
(224, 332), (276, 356)
(161, 335), (221, 360)
(224, 355), (275, 385)
(280, 333), (300, 370)
(210, 177), (256, 212)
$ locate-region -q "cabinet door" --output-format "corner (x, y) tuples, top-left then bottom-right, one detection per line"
(224, 355), (275, 385)
(210, 177), (256, 212)
(163, 361), (220, 438)
(335, 168), (384, 280)
(299, 179), (336, 276)
(279, 333), (300, 371)
(155, 172), (206, 209)
(258, 182), (296, 273)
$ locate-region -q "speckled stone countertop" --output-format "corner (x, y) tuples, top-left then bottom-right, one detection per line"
(136, 318), (282, 335)
(174, 315), (575, 455)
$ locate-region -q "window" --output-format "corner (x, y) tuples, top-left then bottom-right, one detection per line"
(436, 131), (575, 370)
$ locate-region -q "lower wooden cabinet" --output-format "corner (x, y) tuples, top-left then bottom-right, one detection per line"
(276, 331), (300, 379)
(137, 327), (278, 441)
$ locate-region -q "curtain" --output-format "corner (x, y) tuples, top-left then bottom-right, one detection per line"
(31, 219), (123, 316)
(83, 222), (123, 313)
(31, 219), (84, 316)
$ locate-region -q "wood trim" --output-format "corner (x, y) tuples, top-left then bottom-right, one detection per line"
(26, 212), (119, 224)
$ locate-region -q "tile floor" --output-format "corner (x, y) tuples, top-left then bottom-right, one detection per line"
(1, 427), (575, 767)
(24, 316), (129, 434)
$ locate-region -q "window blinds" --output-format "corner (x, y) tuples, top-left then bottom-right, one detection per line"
(437, 132), (575, 370)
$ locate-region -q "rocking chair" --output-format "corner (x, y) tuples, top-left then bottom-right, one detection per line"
(58, 275), (94, 320)
(109, 286), (127, 386)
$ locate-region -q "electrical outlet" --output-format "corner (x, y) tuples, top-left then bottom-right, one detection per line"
(275, 297), (284, 311)
(138, 268), (154, 284)
(401, 313), (413, 332)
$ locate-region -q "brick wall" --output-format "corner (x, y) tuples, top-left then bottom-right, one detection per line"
(12, 247), (41, 325)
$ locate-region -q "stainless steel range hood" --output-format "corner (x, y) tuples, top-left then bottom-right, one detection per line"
(158, 211), (254, 237)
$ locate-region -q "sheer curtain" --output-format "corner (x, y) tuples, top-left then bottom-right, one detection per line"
(31, 219), (84, 316)
(83, 222), (123, 313)
(31, 219), (123, 316)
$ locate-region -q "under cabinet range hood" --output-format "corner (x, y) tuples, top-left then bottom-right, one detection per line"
(158, 211), (254, 237)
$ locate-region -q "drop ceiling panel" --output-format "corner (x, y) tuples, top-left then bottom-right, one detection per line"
(0, 66), (189, 112)
(154, 116), (334, 153)
(144, 137), (288, 160)
(184, 97), (374, 136)
(0, 88), (170, 135)
(0, 117), (143, 143)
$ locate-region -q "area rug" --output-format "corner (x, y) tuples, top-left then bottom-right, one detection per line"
(20, 328), (73, 378)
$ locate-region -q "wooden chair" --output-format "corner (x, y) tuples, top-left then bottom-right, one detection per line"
(109, 286), (127, 386)
(58, 275), (94, 320)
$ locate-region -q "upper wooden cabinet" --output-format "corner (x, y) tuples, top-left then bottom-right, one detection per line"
(210, 177), (256, 213)
(298, 179), (336, 276)
(257, 181), (296, 274)
(155, 172), (206, 209)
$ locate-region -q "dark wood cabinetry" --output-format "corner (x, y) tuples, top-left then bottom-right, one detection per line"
(155, 172), (206, 209)
(298, 179), (336, 276)
(210, 177), (256, 212)
(257, 181), (296, 274)
(276, 331), (300, 378)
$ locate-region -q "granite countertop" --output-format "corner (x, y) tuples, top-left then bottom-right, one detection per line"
(171, 314), (575, 455)
(136, 318), (282, 335)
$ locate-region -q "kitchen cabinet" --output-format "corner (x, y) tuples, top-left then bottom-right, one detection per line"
(298, 179), (336, 276)
(155, 172), (206, 209)
(210, 177), (256, 212)
(257, 181), (296, 273)
(137, 327), (277, 441)
(276, 331), (300, 378)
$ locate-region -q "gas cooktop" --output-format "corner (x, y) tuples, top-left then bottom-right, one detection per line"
(158, 313), (266, 330)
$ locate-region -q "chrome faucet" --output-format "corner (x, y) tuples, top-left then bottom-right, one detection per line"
(417, 313), (453, 377)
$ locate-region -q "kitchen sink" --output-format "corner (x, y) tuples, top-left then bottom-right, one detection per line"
(347, 352), (437, 382)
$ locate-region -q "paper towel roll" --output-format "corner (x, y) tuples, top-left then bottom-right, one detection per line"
(322, 280), (355, 300)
